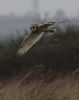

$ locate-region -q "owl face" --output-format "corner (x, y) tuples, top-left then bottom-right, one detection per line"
(30, 24), (38, 32)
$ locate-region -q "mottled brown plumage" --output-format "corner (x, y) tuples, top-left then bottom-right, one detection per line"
(17, 22), (64, 56)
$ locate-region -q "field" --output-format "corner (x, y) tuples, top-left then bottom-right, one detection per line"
(0, 29), (79, 100)
(0, 70), (79, 100)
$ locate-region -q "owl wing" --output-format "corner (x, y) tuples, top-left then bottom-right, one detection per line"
(38, 22), (56, 29)
(17, 32), (44, 56)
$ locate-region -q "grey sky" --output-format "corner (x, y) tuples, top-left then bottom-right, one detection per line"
(0, 0), (79, 17)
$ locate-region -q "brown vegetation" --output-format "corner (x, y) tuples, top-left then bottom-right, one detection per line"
(0, 26), (79, 99)
(0, 70), (79, 100)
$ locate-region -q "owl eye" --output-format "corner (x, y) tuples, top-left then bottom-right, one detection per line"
(30, 24), (37, 32)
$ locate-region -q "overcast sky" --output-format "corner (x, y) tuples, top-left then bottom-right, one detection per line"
(0, 0), (79, 17)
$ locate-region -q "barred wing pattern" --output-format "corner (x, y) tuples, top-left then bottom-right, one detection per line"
(17, 32), (44, 56)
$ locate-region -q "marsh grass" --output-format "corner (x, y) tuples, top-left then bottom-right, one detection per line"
(0, 68), (79, 100)
(0, 31), (79, 99)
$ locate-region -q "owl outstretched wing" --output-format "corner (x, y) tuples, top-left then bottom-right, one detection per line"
(17, 32), (44, 56)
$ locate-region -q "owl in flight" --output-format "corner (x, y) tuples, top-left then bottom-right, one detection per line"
(17, 22), (64, 56)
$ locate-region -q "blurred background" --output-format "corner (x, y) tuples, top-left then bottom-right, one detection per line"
(0, 0), (79, 78)
(0, 0), (79, 40)
(0, 1), (79, 99)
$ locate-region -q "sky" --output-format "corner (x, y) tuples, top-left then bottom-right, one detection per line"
(0, 0), (79, 17)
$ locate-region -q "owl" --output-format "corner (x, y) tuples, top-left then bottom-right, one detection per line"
(17, 22), (64, 56)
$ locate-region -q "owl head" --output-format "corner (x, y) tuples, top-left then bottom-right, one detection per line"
(30, 24), (38, 32)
